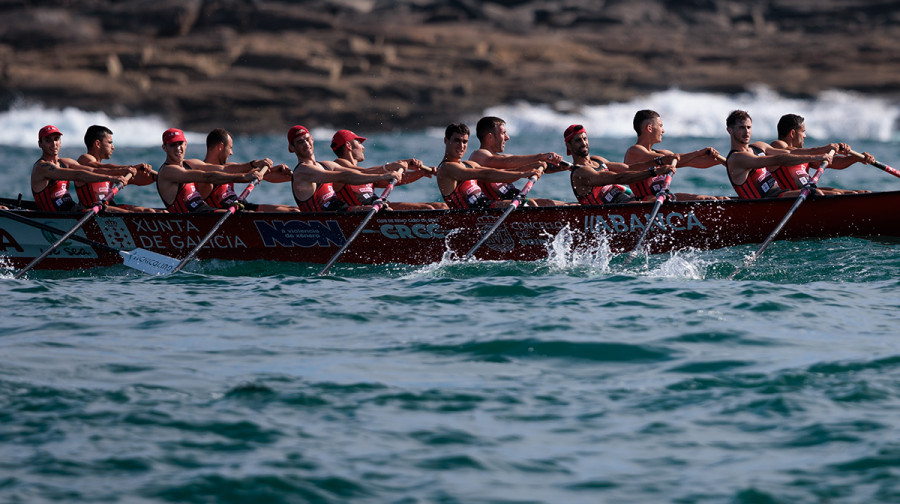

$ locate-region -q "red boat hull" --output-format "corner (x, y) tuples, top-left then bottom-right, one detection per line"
(2, 192), (898, 271)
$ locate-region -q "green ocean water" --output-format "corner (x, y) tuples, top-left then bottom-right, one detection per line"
(2, 127), (900, 503)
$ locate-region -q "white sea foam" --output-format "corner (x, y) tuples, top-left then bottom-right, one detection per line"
(0, 103), (195, 147)
(487, 86), (900, 141)
(2, 87), (897, 147)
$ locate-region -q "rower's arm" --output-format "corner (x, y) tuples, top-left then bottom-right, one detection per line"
(223, 158), (273, 173)
(164, 164), (261, 184)
(470, 150), (561, 170)
(36, 161), (126, 185)
(577, 160), (675, 186)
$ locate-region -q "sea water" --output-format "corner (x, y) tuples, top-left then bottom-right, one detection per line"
(2, 88), (900, 503)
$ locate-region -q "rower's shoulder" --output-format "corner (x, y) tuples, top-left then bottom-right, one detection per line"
(468, 148), (496, 164)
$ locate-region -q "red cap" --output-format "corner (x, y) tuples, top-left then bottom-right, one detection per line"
(564, 124), (585, 143)
(331, 129), (366, 152)
(564, 124), (586, 155)
(39, 125), (62, 140)
(162, 128), (186, 144)
(287, 125), (310, 145)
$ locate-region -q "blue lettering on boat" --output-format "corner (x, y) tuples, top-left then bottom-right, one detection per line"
(255, 220), (346, 247)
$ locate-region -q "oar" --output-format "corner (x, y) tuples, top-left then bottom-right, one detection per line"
(849, 150), (900, 179)
(624, 173), (673, 265)
(13, 175), (134, 278)
(739, 151), (833, 271)
(464, 174), (538, 260)
(0, 207), (180, 275)
(169, 167), (268, 275)
(318, 182), (394, 276)
(1, 207), (121, 252)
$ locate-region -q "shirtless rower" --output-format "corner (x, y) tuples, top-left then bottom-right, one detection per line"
(287, 125), (403, 212)
(436, 122), (544, 209)
(766, 113), (873, 195)
(625, 110), (726, 201)
(31, 125), (132, 212)
(564, 124), (676, 205)
(468, 116), (568, 206)
(156, 128), (263, 213)
(330, 129), (446, 210)
(186, 128), (297, 212)
(725, 110), (834, 199)
(76, 125), (160, 212)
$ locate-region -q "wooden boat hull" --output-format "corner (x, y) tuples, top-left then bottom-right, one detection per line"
(2, 192), (898, 271)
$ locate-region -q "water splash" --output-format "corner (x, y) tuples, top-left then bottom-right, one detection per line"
(543, 225), (614, 273)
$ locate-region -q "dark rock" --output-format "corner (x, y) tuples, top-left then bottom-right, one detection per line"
(0, 0), (898, 134)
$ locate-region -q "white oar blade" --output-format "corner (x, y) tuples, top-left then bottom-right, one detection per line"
(119, 249), (180, 276)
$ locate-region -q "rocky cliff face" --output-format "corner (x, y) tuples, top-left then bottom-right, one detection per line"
(1, 0), (898, 134)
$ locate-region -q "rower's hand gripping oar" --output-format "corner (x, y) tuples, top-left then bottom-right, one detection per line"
(464, 174), (539, 260)
(318, 182), (394, 276)
(738, 150), (834, 272)
(13, 173), (132, 279)
(624, 172), (673, 265)
(168, 167), (268, 275)
(849, 150), (900, 179)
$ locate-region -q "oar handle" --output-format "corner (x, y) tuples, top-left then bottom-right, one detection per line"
(235, 166), (269, 203)
(849, 149), (900, 179)
(510, 175), (539, 209)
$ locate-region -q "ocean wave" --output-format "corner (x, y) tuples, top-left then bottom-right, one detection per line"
(487, 86), (900, 141)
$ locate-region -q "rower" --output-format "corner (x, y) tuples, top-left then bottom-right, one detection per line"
(766, 113), (873, 195)
(185, 128), (298, 212)
(330, 129), (446, 210)
(76, 124), (161, 212)
(31, 125), (132, 212)
(724, 110), (833, 199)
(468, 116), (568, 206)
(625, 110), (727, 201)
(436, 122), (544, 209)
(564, 124), (676, 205)
(156, 128), (263, 213)
(287, 125), (402, 212)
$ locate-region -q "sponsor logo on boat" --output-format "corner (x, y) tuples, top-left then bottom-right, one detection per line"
(254, 220), (346, 247)
(377, 223), (445, 240)
(584, 211), (706, 234)
(130, 217), (248, 250)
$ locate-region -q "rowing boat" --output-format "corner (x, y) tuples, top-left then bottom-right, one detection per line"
(2, 192), (898, 271)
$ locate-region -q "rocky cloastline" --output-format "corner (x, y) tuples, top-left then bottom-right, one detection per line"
(1, 0), (898, 134)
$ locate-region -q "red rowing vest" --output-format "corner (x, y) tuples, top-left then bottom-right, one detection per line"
(34, 179), (81, 212)
(770, 163), (809, 191)
(443, 179), (491, 209)
(335, 183), (377, 206)
(570, 165), (631, 205)
(204, 183), (238, 208)
(162, 182), (212, 213)
(478, 181), (519, 200)
(726, 148), (784, 199)
(75, 181), (113, 207)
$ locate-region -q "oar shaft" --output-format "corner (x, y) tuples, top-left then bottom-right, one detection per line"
(625, 174), (672, 264)
(0, 208), (120, 252)
(743, 160), (829, 268)
(13, 177), (129, 278)
(170, 168), (268, 274)
(464, 175), (538, 259)
(318, 182), (394, 275)
(849, 150), (900, 179)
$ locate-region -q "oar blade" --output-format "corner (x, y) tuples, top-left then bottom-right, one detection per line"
(119, 248), (180, 276)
